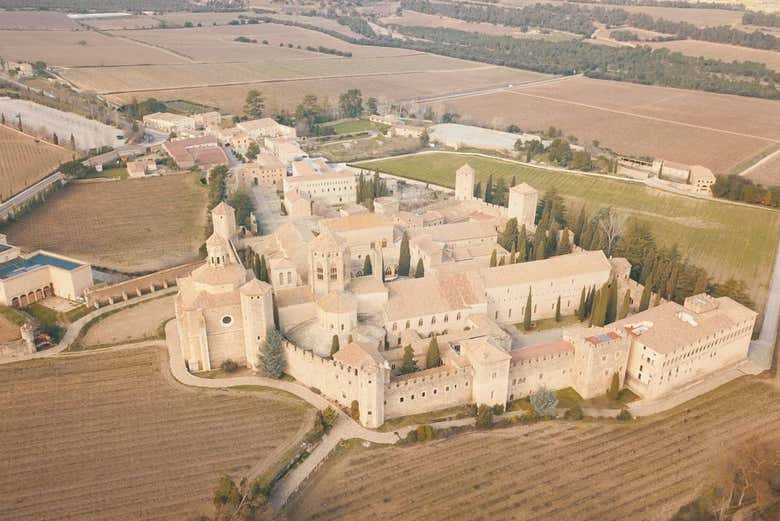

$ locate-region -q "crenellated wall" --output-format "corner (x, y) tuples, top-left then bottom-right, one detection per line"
(384, 366), (473, 419)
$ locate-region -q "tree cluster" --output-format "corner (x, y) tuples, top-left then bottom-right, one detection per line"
(711, 174), (780, 208)
(356, 170), (389, 208)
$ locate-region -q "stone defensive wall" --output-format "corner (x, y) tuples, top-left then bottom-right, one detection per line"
(384, 366), (473, 419)
(85, 261), (204, 308)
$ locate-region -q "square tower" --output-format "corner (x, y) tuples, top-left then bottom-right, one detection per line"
(508, 183), (539, 228)
(455, 163), (475, 201)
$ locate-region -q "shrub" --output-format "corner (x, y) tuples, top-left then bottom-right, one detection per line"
(322, 406), (338, 431)
(530, 387), (559, 417)
(221, 359), (239, 373)
(467, 403), (478, 417)
(475, 405), (493, 429)
(564, 403), (584, 420)
(350, 400), (360, 421)
(305, 412), (325, 443)
(617, 408), (633, 421)
(492, 404), (505, 415)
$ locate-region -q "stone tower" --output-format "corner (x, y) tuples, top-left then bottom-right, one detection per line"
(507, 182), (539, 228)
(211, 201), (237, 241)
(205, 232), (232, 268)
(308, 228), (351, 296)
(239, 278), (275, 369)
(455, 163), (475, 201)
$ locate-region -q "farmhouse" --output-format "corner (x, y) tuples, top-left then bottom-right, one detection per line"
(175, 171), (756, 428)
(143, 112), (196, 134)
(126, 158), (157, 178)
(162, 135), (229, 170)
(0, 235), (93, 307)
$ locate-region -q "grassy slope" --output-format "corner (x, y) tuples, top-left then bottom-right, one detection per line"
(356, 152), (780, 308)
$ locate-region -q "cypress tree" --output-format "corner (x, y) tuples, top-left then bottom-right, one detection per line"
(511, 175), (516, 187)
(509, 244), (516, 264)
(533, 235), (546, 260)
(414, 258), (424, 278)
(363, 254), (372, 276)
(620, 289), (631, 319)
(400, 344), (417, 374)
(591, 286), (608, 327)
(398, 231), (411, 276)
(585, 285), (595, 317)
(555, 295), (561, 322)
(653, 292), (661, 307)
(502, 217), (518, 250)
(258, 255), (269, 283)
(639, 276), (652, 312)
(498, 255), (506, 266)
(426, 335), (442, 369)
(473, 181), (482, 199)
(330, 334), (340, 356)
(523, 288), (533, 331)
(259, 328), (285, 378)
(605, 280), (618, 325)
(556, 229), (572, 256)
(517, 225), (528, 263)
(489, 249), (497, 267)
(577, 287), (587, 321)
(484, 175), (493, 203)
(573, 207), (586, 246)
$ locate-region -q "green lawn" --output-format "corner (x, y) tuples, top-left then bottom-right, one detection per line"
(326, 118), (388, 135)
(356, 152), (780, 310)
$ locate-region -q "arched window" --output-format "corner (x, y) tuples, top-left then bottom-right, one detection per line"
(330, 266), (338, 281)
(405, 321), (410, 329)
(418, 318), (423, 327)
(316, 264), (324, 280)
(456, 312), (461, 320)
(431, 316), (436, 325)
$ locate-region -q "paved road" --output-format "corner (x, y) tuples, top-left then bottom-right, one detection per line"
(252, 185), (287, 235)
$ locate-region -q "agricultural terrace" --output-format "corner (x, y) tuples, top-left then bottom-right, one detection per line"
(0, 124), (71, 204)
(422, 76), (780, 174)
(1, 174), (208, 273)
(288, 377), (780, 521)
(0, 348), (313, 521)
(356, 152), (780, 309)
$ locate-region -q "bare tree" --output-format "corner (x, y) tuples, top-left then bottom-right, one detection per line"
(597, 207), (624, 257)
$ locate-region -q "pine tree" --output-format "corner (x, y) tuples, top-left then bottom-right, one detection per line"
(330, 334), (340, 356)
(414, 258), (424, 278)
(555, 295), (561, 322)
(639, 276), (652, 312)
(259, 328), (285, 378)
(523, 288), (533, 331)
(399, 344), (417, 375)
(489, 249), (497, 267)
(398, 232), (411, 277)
(618, 288), (631, 319)
(363, 254), (372, 276)
(426, 335), (442, 369)
(501, 217), (518, 251)
(577, 287), (587, 321)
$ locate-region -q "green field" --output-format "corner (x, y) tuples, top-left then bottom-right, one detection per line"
(325, 118), (389, 135)
(356, 152), (780, 310)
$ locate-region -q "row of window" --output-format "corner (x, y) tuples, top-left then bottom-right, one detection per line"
(394, 381), (469, 403)
(391, 312), (463, 331)
(661, 325), (750, 367)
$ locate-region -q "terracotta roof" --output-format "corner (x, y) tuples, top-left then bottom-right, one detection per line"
(457, 163), (474, 176)
(333, 341), (384, 369)
(511, 182), (538, 195)
(348, 276), (388, 295)
(321, 213), (392, 233)
(384, 272), (484, 321)
(410, 221), (497, 245)
(275, 286), (315, 308)
(317, 291), (357, 314)
(309, 227), (344, 252)
(480, 250), (611, 288)
(240, 278), (272, 296)
(211, 201), (234, 216)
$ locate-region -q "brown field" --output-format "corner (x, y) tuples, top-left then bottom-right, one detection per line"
(0, 10), (78, 30)
(647, 39), (780, 72)
(0, 314), (20, 343)
(82, 295), (175, 347)
(0, 347), (313, 521)
(0, 29), (187, 67)
(289, 376), (780, 521)
(245, 14), (367, 40)
(425, 75), (780, 173)
(382, 10), (579, 40)
(2, 174), (208, 273)
(0, 124), (71, 204)
(743, 148), (780, 186)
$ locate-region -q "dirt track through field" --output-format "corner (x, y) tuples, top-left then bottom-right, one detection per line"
(288, 376), (780, 521)
(0, 347), (312, 521)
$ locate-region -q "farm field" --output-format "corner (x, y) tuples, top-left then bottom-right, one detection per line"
(81, 295), (175, 347)
(0, 124), (71, 204)
(0, 347), (313, 521)
(382, 10), (579, 40)
(424, 76), (780, 174)
(741, 148), (780, 187)
(1, 174), (208, 273)
(0, 29), (187, 67)
(356, 152), (780, 309)
(647, 39), (780, 72)
(0, 10), (78, 30)
(288, 376), (780, 521)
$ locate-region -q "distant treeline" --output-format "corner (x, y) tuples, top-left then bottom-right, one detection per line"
(0, 0), (193, 10)
(565, 0), (745, 11)
(336, 15), (376, 38)
(711, 175), (780, 208)
(400, 0), (780, 51)
(390, 26), (780, 99)
(743, 10), (780, 28)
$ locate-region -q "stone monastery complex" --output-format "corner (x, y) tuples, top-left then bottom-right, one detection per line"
(173, 159), (757, 429)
